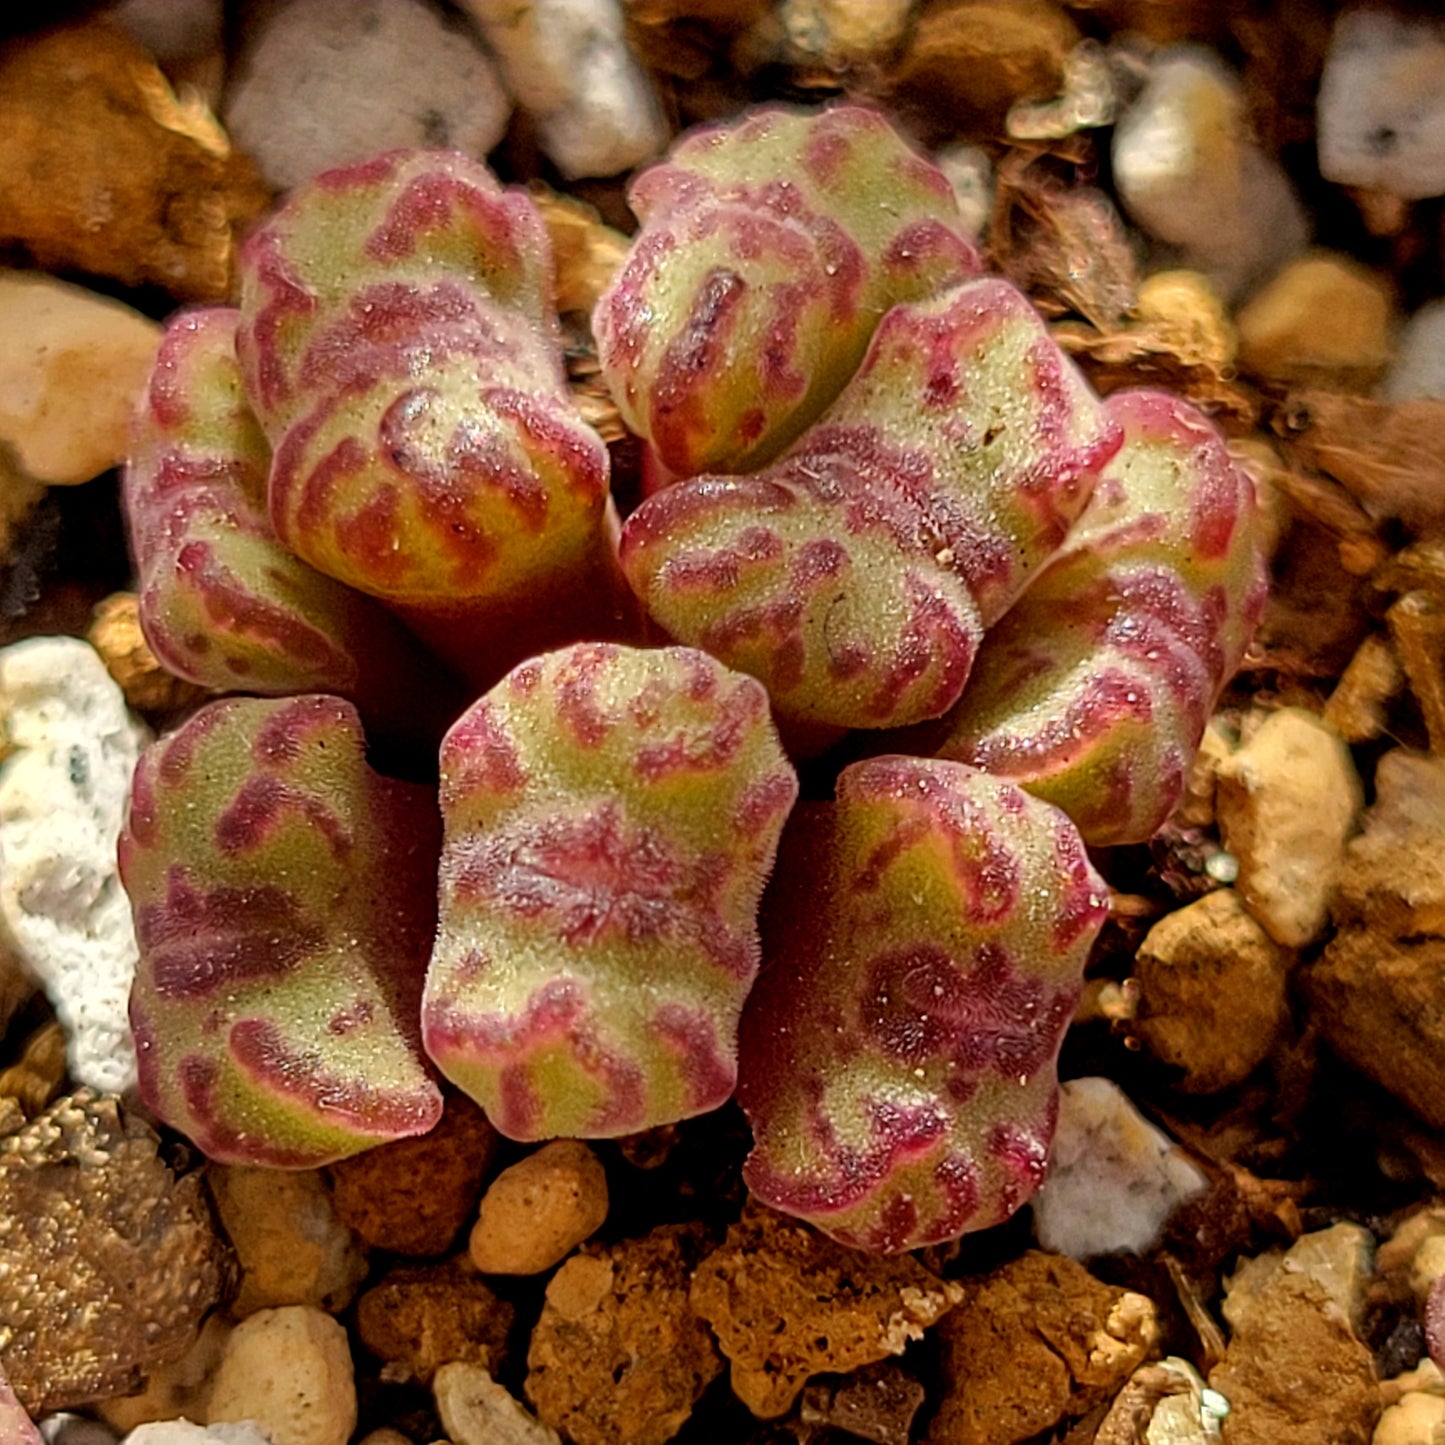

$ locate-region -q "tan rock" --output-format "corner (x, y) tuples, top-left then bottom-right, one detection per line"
(1172, 717), (1236, 829)
(206, 1307), (356, 1445)
(356, 1259), (514, 1386)
(1223, 1224), (1375, 1336)
(208, 1165), (369, 1318)
(0, 272), (160, 487)
(0, 24), (265, 302)
(1208, 1268), (1378, 1445)
(97, 1314), (232, 1433)
(1305, 930), (1445, 1129)
(469, 1139), (608, 1276)
(779, 0), (915, 68)
(330, 1090), (498, 1258)
(1375, 1390), (1445, 1445)
(1331, 750), (1445, 938)
(1236, 252), (1395, 390)
(526, 1225), (722, 1445)
(689, 1201), (963, 1418)
(1325, 633), (1405, 744)
(892, 0), (1081, 136)
(435, 1363), (560, 1445)
(1388, 591), (1445, 755)
(1216, 708), (1363, 947)
(88, 593), (209, 715)
(1133, 889), (1291, 1093)
(930, 1250), (1159, 1445)
(1375, 1207), (1445, 1305)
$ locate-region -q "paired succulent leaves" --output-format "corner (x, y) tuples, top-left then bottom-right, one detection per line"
(119, 109), (1265, 1253)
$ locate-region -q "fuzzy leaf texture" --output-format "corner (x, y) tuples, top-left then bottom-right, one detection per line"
(234, 149), (628, 684)
(120, 695), (443, 1167)
(422, 642), (798, 1140)
(595, 103), (982, 478)
(125, 307), (447, 739)
(620, 277), (1122, 730)
(737, 756), (1108, 1253)
(921, 389), (1268, 845)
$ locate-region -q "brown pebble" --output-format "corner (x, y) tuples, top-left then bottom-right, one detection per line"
(689, 1201), (963, 1418)
(1208, 1269), (1379, 1445)
(88, 592), (209, 715)
(1133, 888), (1291, 1093)
(1324, 632), (1405, 744)
(1389, 591), (1445, 754)
(526, 1225), (722, 1445)
(0, 1090), (231, 1416)
(0, 23), (266, 301)
(357, 1259), (514, 1387)
(330, 1091), (499, 1258)
(800, 1362), (925, 1445)
(929, 1251), (1158, 1445)
(469, 1140), (608, 1276)
(208, 1165), (370, 1318)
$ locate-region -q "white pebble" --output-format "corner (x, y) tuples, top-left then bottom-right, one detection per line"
(225, 0), (511, 193)
(206, 1307), (355, 1445)
(124, 1425), (271, 1445)
(460, 0), (667, 179)
(1318, 7), (1445, 201)
(1031, 1076), (1207, 1259)
(1112, 46), (1307, 299)
(0, 637), (148, 1094)
(1380, 298), (1445, 404)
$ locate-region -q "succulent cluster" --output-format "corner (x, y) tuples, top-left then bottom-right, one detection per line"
(121, 106), (1265, 1252)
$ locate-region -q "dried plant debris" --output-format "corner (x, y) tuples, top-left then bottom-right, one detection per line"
(689, 1201), (963, 1417)
(0, 1090), (230, 1416)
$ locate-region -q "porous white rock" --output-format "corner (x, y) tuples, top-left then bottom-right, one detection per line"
(124, 1423), (273, 1445)
(0, 271), (160, 486)
(206, 1308), (355, 1445)
(1318, 8), (1445, 201)
(460, 0), (667, 179)
(1112, 46), (1308, 298)
(1380, 299), (1445, 404)
(0, 637), (148, 1094)
(225, 0), (511, 193)
(1032, 1076), (1208, 1259)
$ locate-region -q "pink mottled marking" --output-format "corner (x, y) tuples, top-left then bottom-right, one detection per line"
(138, 870), (322, 1000)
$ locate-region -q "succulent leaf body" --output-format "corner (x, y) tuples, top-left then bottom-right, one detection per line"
(922, 389), (1268, 844)
(423, 642), (797, 1141)
(595, 104), (982, 478)
(620, 278), (1121, 730)
(125, 307), (448, 738)
(737, 756), (1108, 1253)
(121, 694), (443, 1167)
(235, 149), (631, 685)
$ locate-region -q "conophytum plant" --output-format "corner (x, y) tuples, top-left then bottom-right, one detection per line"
(119, 104), (1265, 1252)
